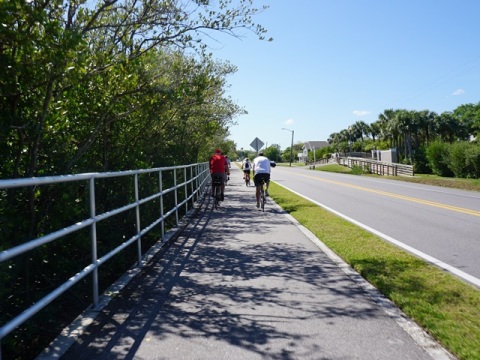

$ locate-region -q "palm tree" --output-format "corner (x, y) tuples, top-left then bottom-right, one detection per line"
(395, 110), (418, 163)
(369, 121), (381, 143)
(416, 110), (437, 146)
(435, 112), (464, 143)
(335, 129), (350, 155)
(352, 121), (370, 141)
(377, 109), (397, 148)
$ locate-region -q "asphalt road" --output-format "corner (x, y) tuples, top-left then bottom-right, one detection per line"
(271, 165), (480, 286)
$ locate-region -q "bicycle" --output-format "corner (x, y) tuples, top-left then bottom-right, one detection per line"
(212, 175), (223, 210)
(245, 171), (251, 187)
(259, 178), (267, 212)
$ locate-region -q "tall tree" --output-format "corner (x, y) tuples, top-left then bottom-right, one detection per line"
(453, 102), (480, 140)
(377, 109), (397, 148)
(394, 110), (417, 163)
(0, 0), (271, 179)
(369, 120), (381, 143)
(264, 145), (280, 162)
(416, 110), (437, 145)
(435, 112), (464, 143)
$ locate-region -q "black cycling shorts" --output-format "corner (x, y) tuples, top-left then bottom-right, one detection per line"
(254, 173), (270, 187)
(211, 172), (226, 185)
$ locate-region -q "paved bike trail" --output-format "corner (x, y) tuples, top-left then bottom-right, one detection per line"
(44, 166), (455, 360)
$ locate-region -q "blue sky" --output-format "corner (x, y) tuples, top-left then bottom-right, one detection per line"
(208, 0), (480, 151)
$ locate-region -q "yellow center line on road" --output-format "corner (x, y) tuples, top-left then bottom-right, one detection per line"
(299, 173), (480, 217)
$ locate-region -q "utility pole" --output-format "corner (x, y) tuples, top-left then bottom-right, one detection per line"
(282, 128), (294, 166)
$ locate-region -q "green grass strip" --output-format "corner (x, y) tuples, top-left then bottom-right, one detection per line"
(269, 181), (480, 360)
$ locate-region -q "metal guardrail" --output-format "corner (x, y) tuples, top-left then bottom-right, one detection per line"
(0, 163), (210, 353)
(338, 157), (414, 176)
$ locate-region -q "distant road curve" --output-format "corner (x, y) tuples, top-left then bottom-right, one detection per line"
(272, 166), (480, 287)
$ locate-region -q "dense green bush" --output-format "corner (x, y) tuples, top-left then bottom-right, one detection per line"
(448, 142), (471, 178)
(412, 146), (431, 174)
(425, 141), (480, 179)
(463, 143), (480, 178)
(426, 142), (454, 177)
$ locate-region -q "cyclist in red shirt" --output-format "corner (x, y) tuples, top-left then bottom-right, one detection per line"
(210, 149), (229, 200)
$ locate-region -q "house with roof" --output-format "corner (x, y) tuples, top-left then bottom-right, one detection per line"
(299, 141), (329, 162)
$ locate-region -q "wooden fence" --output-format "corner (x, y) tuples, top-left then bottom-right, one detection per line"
(338, 157), (414, 177)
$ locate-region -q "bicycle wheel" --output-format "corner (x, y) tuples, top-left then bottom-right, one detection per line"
(260, 184), (265, 212)
(214, 185), (221, 209)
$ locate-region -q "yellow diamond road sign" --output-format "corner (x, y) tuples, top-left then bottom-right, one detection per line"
(250, 137), (264, 152)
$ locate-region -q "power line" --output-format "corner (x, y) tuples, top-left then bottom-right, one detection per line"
(389, 55), (480, 108)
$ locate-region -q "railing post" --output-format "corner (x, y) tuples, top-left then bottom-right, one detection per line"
(159, 170), (165, 241)
(174, 168), (179, 226)
(184, 167), (188, 214)
(89, 177), (99, 309)
(201, 163), (206, 196)
(134, 173), (142, 266)
(204, 163), (209, 194)
(200, 165), (203, 197)
(190, 166), (195, 207)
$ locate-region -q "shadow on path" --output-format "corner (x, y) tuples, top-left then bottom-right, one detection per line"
(58, 167), (438, 360)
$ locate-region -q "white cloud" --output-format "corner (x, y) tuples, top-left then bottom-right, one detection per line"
(452, 89), (465, 96)
(284, 118), (294, 125)
(353, 110), (370, 116)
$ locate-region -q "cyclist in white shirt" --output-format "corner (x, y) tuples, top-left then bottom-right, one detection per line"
(252, 151), (271, 208)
